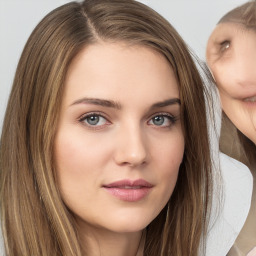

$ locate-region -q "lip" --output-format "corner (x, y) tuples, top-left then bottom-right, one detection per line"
(244, 95), (256, 102)
(103, 179), (153, 202)
(242, 95), (256, 107)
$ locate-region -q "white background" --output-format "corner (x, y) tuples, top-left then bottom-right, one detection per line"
(0, 0), (246, 130)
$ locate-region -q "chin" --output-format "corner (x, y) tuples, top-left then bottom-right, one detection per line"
(111, 219), (150, 233)
(101, 212), (157, 233)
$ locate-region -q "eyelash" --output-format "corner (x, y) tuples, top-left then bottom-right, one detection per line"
(78, 112), (111, 130)
(78, 112), (178, 130)
(147, 112), (178, 128)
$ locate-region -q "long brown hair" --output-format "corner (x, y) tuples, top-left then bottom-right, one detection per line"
(217, 1), (256, 169)
(0, 1), (213, 255)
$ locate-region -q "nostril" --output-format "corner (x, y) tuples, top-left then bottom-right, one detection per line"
(113, 143), (148, 167)
(115, 153), (148, 167)
(119, 160), (147, 167)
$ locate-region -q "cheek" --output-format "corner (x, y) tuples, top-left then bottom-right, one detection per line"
(214, 64), (236, 97)
(54, 127), (113, 169)
(54, 130), (106, 216)
(153, 133), (184, 187)
(219, 94), (256, 144)
(219, 92), (232, 112)
(54, 133), (88, 192)
(54, 137), (92, 179)
(159, 132), (184, 165)
(54, 130), (107, 194)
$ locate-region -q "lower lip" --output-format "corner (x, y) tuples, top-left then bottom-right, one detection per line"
(243, 100), (256, 107)
(103, 187), (152, 202)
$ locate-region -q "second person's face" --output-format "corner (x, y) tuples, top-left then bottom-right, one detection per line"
(54, 42), (184, 238)
(207, 23), (256, 144)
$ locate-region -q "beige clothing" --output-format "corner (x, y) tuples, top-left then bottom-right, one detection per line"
(220, 114), (256, 256)
(227, 177), (256, 256)
(204, 153), (252, 256)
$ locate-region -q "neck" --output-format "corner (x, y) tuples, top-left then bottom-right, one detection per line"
(77, 222), (145, 256)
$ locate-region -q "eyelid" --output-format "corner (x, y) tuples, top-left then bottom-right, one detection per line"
(78, 111), (107, 121)
(78, 112), (111, 130)
(148, 111), (178, 119)
(147, 112), (179, 127)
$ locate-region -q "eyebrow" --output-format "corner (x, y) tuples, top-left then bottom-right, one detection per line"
(70, 97), (180, 109)
(150, 98), (181, 109)
(70, 97), (122, 109)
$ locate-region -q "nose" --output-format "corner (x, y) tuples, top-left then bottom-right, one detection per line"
(113, 124), (149, 167)
(234, 47), (256, 88)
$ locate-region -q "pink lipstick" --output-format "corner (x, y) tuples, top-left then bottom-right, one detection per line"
(103, 179), (153, 202)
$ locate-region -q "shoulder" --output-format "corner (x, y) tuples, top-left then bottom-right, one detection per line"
(204, 153), (253, 256)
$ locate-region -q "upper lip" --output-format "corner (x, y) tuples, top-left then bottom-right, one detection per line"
(103, 179), (153, 188)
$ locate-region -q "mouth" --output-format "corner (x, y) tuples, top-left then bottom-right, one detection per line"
(103, 179), (153, 202)
(244, 96), (256, 103)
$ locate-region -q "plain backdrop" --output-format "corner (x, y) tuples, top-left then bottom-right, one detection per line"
(0, 0), (246, 131)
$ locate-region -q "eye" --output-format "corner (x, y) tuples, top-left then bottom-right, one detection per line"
(220, 40), (230, 52)
(148, 113), (177, 127)
(79, 113), (110, 129)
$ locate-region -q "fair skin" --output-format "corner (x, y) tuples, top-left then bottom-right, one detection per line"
(54, 42), (184, 256)
(206, 23), (256, 144)
(207, 22), (256, 255)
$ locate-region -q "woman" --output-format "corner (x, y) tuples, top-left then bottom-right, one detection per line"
(0, 0), (215, 255)
(207, 1), (256, 255)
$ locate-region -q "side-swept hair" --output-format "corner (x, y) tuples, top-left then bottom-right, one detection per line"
(0, 1), (213, 255)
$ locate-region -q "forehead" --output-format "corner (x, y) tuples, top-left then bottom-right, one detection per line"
(63, 42), (179, 104)
(67, 42), (171, 76)
(206, 22), (255, 61)
(208, 22), (245, 45)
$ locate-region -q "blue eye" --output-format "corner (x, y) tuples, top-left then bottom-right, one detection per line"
(148, 114), (176, 127)
(152, 116), (165, 126)
(79, 113), (109, 128)
(86, 115), (101, 125)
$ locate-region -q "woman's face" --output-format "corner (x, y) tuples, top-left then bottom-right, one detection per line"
(207, 23), (256, 144)
(54, 42), (184, 235)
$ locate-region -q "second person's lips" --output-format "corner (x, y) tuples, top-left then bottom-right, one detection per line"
(244, 96), (256, 102)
